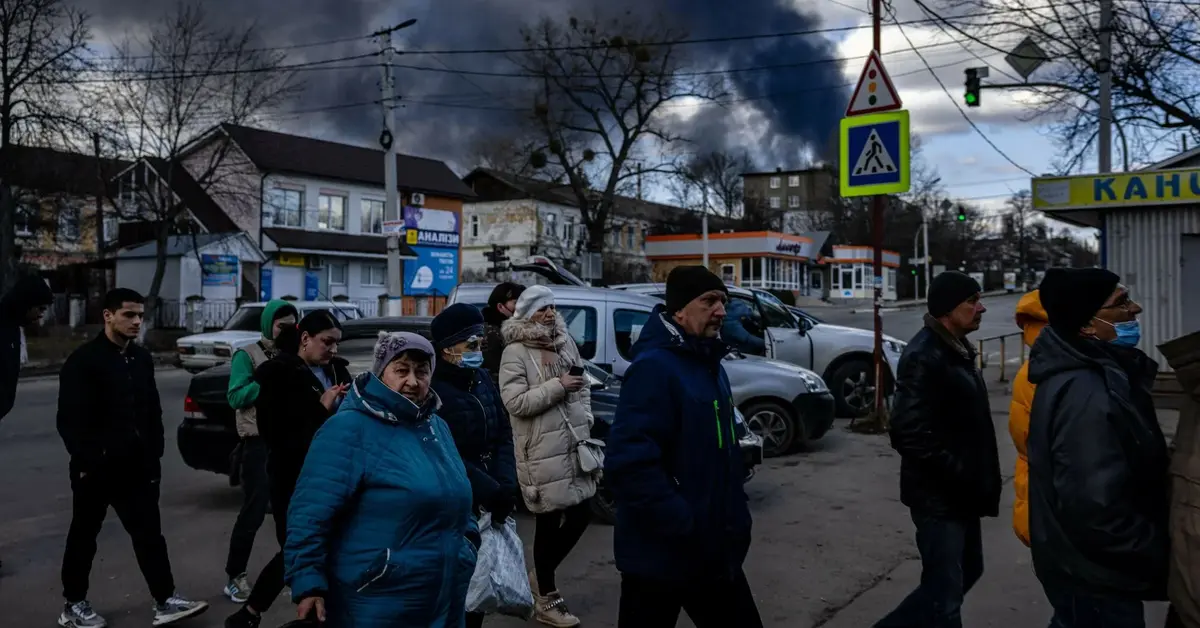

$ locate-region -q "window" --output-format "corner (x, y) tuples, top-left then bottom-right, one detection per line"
(328, 261), (348, 286)
(361, 199), (384, 234)
(103, 215), (118, 244)
(57, 203), (80, 241)
(361, 263), (386, 287)
(322, 306), (362, 322)
(788, 175), (800, 187)
(838, 267), (853, 290)
(721, 264), (735, 283)
(543, 212), (557, 237)
(769, 196), (781, 209)
(626, 226), (635, 250)
(563, 216), (574, 242)
(788, 195), (800, 208)
(754, 291), (797, 329)
(272, 189), (303, 227)
(15, 204), (32, 236)
(610, 227), (621, 248)
(557, 305), (597, 359)
(811, 270), (823, 290)
(769, 176), (781, 189)
(318, 194), (346, 230)
(470, 215), (480, 238)
(613, 309), (649, 361)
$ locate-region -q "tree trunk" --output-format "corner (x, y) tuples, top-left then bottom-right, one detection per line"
(0, 180), (16, 292)
(141, 219), (171, 343)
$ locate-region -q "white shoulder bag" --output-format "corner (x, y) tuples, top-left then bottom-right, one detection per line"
(527, 348), (605, 475)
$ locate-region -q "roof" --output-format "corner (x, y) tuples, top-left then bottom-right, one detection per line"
(453, 282), (663, 306)
(463, 168), (698, 223)
(141, 157), (241, 234)
(219, 124), (476, 199)
(117, 232), (240, 259)
(263, 227), (418, 258)
(1142, 146), (1200, 171)
(7, 145), (130, 196)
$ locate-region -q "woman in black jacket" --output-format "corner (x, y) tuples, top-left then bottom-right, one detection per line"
(430, 303), (518, 628)
(482, 282), (524, 388)
(224, 310), (351, 628)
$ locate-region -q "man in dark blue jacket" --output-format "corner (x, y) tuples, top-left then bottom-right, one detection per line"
(607, 265), (760, 628)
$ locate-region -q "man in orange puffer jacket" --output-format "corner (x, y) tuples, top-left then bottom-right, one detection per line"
(1008, 289), (1047, 547)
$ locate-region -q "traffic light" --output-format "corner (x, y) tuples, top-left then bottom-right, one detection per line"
(964, 68), (981, 107)
(911, 268), (918, 275)
(956, 207), (967, 222)
(483, 245), (510, 276)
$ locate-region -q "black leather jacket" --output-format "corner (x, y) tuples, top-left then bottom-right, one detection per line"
(888, 315), (1002, 518)
(1027, 327), (1169, 599)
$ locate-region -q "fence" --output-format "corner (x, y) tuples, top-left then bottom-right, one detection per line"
(151, 298), (383, 329)
(974, 332), (1025, 382)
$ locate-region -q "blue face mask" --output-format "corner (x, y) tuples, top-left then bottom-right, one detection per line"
(459, 351), (485, 369)
(1109, 320), (1141, 347)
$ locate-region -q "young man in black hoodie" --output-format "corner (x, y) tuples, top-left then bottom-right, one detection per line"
(1027, 268), (1168, 627)
(56, 288), (207, 628)
(0, 274), (53, 572)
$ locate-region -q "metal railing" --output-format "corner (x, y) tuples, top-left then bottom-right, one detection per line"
(974, 331), (1025, 382)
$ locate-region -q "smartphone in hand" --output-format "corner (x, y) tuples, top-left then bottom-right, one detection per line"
(568, 365), (584, 376)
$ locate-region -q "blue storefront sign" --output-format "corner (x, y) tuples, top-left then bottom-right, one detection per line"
(259, 267), (273, 301)
(404, 247), (458, 297)
(304, 270), (320, 301)
(201, 254), (238, 287)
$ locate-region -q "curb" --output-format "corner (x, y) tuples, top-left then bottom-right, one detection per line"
(849, 290), (1013, 314)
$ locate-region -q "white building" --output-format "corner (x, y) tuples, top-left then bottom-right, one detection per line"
(460, 168), (694, 283)
(114, 124), (474, 312)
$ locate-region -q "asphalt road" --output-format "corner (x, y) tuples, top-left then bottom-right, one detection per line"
(0, 340), (1167, 628)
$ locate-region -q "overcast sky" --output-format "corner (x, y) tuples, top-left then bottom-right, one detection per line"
(74, 0), (1177, 239)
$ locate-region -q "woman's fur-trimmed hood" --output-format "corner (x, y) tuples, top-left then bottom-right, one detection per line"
(501, 312), (568, 349)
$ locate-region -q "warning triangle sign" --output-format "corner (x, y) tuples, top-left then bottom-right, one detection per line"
(852, 128), (898, 176)
(846, 51), (902, 116)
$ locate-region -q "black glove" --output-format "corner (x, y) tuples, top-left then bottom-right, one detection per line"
(488, 494), (515, 527)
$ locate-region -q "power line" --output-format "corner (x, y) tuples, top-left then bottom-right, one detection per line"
(891, 15), (1037, 176)
(85, 33), (376, 63)
(38, 52), (379, 85)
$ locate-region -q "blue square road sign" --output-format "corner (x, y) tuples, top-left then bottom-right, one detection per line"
(839, 110), (911, 197)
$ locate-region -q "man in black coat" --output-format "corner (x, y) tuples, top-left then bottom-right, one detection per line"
(1026, 268), (1168, 627)
(0, 274), (52, 420)
(0, 274), (52, 573)
(56, 288), (208, 628)
(429, 303), (517, 628)
(877, 271), (1001, 628)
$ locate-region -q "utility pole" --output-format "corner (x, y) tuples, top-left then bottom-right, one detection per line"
(92, 132), (106, 261)
(922, 212), (930, 300)
(869, 0), (887, 424)
(701, 185), (709, 268)
(375, 19), (417, 318)
(1097, 0), (1112, 267)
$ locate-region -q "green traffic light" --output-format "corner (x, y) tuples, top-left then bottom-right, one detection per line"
(965, 92), (977, 105)
(957, 214), (966, 221)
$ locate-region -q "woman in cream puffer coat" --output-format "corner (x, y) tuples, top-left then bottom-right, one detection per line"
(499, 285), (597, 628)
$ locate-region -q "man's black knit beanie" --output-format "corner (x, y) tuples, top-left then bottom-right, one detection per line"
(927, 270), (982, 318)
(665, 266), (728, 313)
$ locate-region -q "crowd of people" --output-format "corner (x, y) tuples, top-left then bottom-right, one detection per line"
(0, 261), (1195, 627)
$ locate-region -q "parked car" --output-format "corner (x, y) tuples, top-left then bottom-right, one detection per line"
(448, 261), (836, 456)
(175, 300), (365, 372)
(612, 283), (905, 417)
(177, 336), (764, 526)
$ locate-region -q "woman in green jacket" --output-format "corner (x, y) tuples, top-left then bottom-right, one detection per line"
(222, 299), (297, 603)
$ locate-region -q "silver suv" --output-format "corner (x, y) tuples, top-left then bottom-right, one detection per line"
(448, 259), (836, 457)
(612, 283), (905, 418)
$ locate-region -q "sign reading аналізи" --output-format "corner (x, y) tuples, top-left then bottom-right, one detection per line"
(1032, 167), (1200, 211)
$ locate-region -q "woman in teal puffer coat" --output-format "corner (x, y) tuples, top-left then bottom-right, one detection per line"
(285, 331), (479, 628)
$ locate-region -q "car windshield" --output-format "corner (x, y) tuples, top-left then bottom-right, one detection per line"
(223, 306), (264, 331)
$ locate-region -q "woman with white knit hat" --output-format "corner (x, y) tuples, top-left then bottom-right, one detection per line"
(499, 285), (598, 628)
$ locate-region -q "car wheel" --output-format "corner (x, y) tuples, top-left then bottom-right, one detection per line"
(742, 401), (797, 458)
(830, 359), (875, 418)
(590, 479), (617, 525)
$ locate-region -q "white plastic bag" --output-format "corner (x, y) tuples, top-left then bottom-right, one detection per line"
(465, 511), (535, 618)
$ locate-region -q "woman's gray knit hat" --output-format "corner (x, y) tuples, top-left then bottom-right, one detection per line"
(371, 331), (436, 377)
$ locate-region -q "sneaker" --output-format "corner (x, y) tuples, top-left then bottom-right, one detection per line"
(533, 591), (580, 628)
(224, 574), (252, 604)
(58, 600), (108, 628)
(224, 607), (261, 628)
(152, 594), (209, 626)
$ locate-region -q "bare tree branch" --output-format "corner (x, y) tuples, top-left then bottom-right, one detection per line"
(92, 1), (301, 330)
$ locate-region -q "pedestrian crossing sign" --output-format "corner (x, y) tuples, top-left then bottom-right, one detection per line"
(839, 109), (910, 197)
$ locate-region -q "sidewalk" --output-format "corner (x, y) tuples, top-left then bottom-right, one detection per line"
(19, 352), (178, 378)
(818, 377), (1174, 627)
